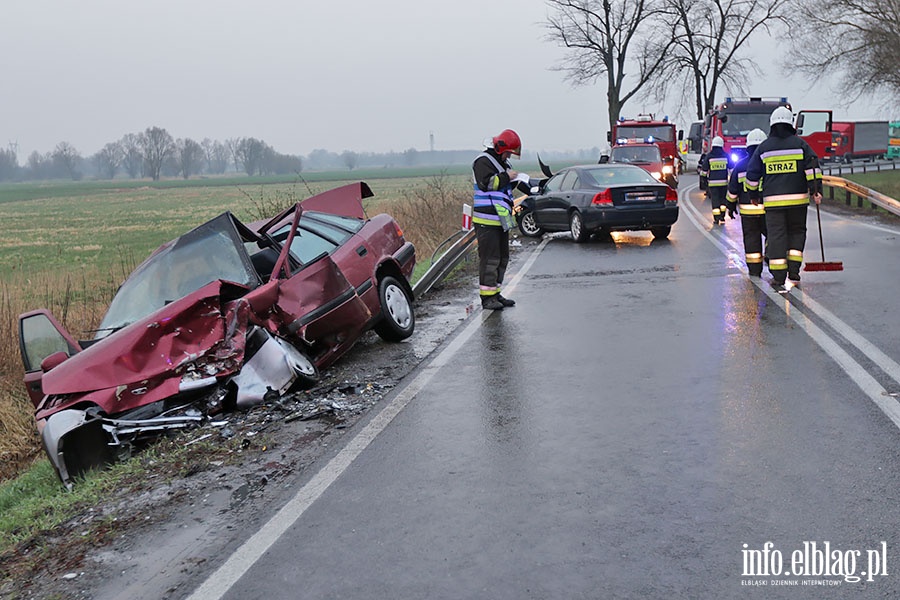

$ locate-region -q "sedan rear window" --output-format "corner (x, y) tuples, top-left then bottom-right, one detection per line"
(581, 166), (658, 187)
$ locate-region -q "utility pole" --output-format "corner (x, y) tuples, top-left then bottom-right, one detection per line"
(429, 131), (434, 152)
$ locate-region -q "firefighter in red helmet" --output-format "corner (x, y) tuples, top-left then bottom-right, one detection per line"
(471, 129), (536, 310)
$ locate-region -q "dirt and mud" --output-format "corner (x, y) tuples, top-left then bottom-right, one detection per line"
(0, 247), (529, 600)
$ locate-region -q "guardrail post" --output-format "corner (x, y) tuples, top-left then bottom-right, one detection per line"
(845, 189), (852, 207)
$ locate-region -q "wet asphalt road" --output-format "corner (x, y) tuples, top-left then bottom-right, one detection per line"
(190, 177), (900, 599)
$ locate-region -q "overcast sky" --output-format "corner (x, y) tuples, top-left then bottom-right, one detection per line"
(1, 0), (890, 161)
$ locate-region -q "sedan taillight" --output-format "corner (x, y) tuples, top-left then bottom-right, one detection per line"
(665, 187), (678, 204)
(592, 189), (613, 205)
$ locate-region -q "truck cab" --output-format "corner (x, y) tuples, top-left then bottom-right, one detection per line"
(609, 114), (683, 178)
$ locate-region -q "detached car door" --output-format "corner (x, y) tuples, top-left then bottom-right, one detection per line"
(19, 309), (83, 407)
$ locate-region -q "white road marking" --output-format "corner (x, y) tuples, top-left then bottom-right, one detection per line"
(679, 184), (900, 427)
(184, 238), (551, 600)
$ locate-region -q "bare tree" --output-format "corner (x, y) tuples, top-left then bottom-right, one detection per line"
(544, 0), (675, 132)
(52, 141), (82, 180)
(787, 0), (900, 105)
(0, 149), (17, 182)
(201, 138), (230, 174)
(120, 133), (143, 179)
(139, 126), (175, 181)
(236, 137), (269, 176)
(341, 150), (359, 171)
(225, 137), (242, 174)
(94, 142), (123, 180)
(175, 138), (205, 179)
(651, 0), (791, 121)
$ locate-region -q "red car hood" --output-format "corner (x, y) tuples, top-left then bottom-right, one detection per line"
(42, 280), (248, 396)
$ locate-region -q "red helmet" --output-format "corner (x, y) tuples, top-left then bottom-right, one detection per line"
(492, 129), (521, 156)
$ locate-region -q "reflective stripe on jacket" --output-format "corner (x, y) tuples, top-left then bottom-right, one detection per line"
(727, 152), (765, 216)
(707, 148), (729, 187)
(472, 151), (514, 227)
(745, 135), (823, 209)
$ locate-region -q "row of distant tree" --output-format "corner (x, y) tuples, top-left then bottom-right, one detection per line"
(0, 125), (602, 184)
(0, 126), (373, 183)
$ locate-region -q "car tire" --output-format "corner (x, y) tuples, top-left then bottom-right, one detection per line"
(373, 275), (415, 342)
(651, 226), (671, 240)
(278, 337), (320, 390)
(570, 211), (589, 243)
(517, 209), (544, 237)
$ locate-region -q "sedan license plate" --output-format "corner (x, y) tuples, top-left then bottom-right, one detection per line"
(624, 191), (658, 203)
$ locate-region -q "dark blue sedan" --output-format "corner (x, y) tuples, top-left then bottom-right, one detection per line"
(515, 164), (679, 242)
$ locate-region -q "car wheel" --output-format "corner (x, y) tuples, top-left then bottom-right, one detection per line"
(651, 226), (671, 240)
(517, 209), (544, 237)
(277, 337), (320, 390)
(594, 227), (614, 242)
(374, 275), (415, 342)
(569, 211), (589, 243)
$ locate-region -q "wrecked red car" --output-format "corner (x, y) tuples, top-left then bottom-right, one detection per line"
(18, 182), (415, 488)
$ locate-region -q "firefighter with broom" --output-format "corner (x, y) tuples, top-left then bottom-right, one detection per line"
(727, 128), (768, 277)
(744, 106), (824, 291)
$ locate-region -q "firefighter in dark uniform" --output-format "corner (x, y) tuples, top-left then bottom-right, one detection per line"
(472, 129), (536, 311)
(744, 107), (823, 289)
(726, 128), (768, 276)
(701, 136), (729, 224)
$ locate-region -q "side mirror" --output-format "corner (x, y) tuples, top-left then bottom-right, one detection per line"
(41, 351), (69, 372)
(530, 186), (541, 195)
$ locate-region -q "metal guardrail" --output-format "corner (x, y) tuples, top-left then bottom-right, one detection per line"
(821, 159), (899, 176)
(412, 228), (476, 298)
(822, 175), (900, 218)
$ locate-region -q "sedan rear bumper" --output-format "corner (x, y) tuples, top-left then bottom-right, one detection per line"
(582, 206), (679, 231)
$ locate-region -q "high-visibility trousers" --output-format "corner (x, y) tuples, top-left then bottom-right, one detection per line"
(475, 224), (509, 296)
(765, 205), (808, 283)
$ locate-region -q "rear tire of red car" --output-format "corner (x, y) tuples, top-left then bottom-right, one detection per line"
(569, 211), (590, 243)
(651, 226), (671, 240)
(373, 275), (415, 342)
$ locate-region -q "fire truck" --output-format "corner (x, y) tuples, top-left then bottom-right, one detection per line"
(704, 97), (789, 161)
(705, 97), (834, 164)
(608, 114), (683, 180)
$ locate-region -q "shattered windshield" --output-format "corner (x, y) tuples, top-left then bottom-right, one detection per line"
(95, 214), (258, 338)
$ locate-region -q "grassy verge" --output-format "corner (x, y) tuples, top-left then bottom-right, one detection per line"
(824, 169), (900, 219)
(0, 435), (240, 581)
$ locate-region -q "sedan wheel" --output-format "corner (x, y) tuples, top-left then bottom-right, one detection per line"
(374, 275), (415, 342)
(276, 337), (320, 390)
(517, 209), (544, 237)
(570, 211), (590, 243)
(651, 225), (671, 240)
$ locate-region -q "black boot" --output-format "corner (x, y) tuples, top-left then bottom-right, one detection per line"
(481, 296), (505, 310)
(496, 294), (516, 307)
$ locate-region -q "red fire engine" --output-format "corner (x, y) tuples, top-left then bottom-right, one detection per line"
(704, 97), (790, 155)
(608, 114), (683, 180)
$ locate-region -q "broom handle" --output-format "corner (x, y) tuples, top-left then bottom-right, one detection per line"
(815, 202), (826, 262)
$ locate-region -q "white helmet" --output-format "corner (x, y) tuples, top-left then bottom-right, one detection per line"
(770, 106), (794, 127)
(711, 136), (724, 148)
(746, 128), (767, 146)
